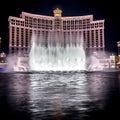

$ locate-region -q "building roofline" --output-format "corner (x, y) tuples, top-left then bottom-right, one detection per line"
(90, 19), (105, 23)
(8, 11), (104, 23)
(21, 11), (54, 19)
(21, 11), (94, 20)
(62, 15), (93, 20)
(8, 16), (24, 21)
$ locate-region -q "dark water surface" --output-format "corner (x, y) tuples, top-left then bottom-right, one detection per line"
(0, 71), (120, 120)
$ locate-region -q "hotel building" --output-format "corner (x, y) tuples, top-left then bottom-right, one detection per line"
(8, 8), (105, 54)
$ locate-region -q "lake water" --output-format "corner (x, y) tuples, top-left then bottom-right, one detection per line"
(0, 71), (120, 120)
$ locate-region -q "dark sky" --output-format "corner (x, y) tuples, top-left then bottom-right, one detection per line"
(0, 0), (120, 53)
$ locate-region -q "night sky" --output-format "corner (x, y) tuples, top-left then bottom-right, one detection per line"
(0, 0), (120, 53)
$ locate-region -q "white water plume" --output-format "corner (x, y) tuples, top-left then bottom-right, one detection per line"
(29, 32), (86, 71)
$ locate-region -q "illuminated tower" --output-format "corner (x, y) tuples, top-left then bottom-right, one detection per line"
(53, 8), (62, 17)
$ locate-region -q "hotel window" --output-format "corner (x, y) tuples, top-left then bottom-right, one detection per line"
(91, 24), (94, 28)
(42, 19), (45, 29)
(29, 17), (33, 28)
(87, 24), (90, 29)
(87, 31), (90, 47)
(45, 20), (49, 29)
(25, 16), (29, 27)
(67, 21), (70, 30)
(25, 29), (28, 47)
(11, 19), (15, 25)
(12, 27), (14, 46)
(79, 25), (82, 29)
(75, 20), (78, 25)
(49, 20), (52, 30)
(21, 28), (24, 47)
(33, 18), (37, 28)
(16, 20), (20, 25)
(54, 19), (61, 29)
(71, 20), (74, 29)
(83, 31), (86, 47)
(29, 30), (32, 46)
(99, 22), (103, 27)
(83, 25), (86, 29)
(38, 19), (42, 29)
(96, 30), (98, 47)
(16, 27), (19, 46)
(79, 20), (82, 24)
(100, 29), (103, 46)
(95, 23), (98, 28)
(91, 30), (94, 47)
(21, 21), (24, 26)
(75, 20), (79, 29)
(83, 19), (86, 24)
(86, 19), (90, 24)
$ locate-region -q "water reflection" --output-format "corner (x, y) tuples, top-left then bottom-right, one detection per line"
(1, 72), (117, 120)
(27, 72), (108, 119)
(0, 73), (31, 120)
(7, 74), (30, 109)
(28, 72), (89, 119)
(87, 73), (109, 109)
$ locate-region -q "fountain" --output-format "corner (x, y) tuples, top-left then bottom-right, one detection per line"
(6, 32), (115, 72)
(6, 32), (119, 72)
(29, 32), (86, 71)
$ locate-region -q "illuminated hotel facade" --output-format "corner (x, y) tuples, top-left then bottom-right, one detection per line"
(8, 8), (105, 54)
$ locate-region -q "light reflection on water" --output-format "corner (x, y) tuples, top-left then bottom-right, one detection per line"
(29, 72), (89, 119)
(0, 71), (119, 120)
